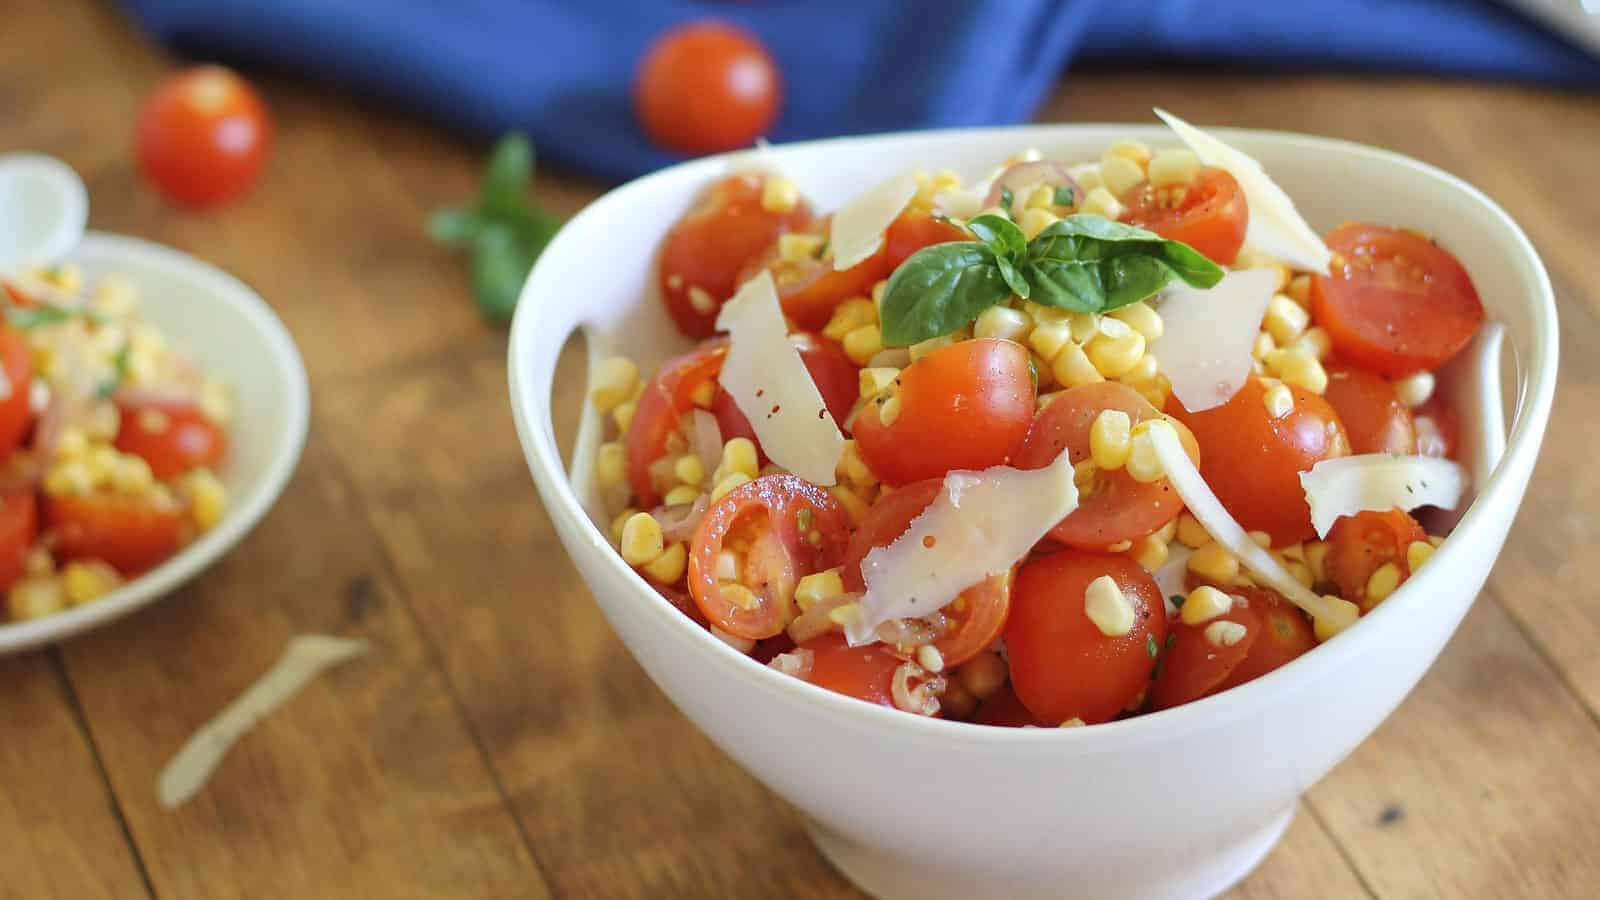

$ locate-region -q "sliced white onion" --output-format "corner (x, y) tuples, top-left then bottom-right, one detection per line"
(830, 171), (919, 271)
(984, 160), (1077, 215)
(114, 385), (199, 408)
(1146, 421), (1345, 622)
(1299, 454), (1467, 539)
(688, 408), (723, 476)
(1155, 543), (1194, 601)
(656, 494), (709, 543)
(1154, 108), (1332, 275)
(1151, 268), (1277, 412)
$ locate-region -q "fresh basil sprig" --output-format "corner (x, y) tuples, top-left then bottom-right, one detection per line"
(429, 134), (562, 323)
(878, 213), (1224, 347)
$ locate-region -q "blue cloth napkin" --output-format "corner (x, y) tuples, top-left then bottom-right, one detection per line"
(121, 0), (1600, 181)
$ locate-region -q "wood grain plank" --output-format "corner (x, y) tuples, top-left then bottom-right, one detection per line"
(59, 436), (551, 900)
(1224, 806), (1371, 900)
(0, 653), (148, 900)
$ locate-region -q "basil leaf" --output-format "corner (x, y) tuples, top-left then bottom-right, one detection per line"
(878, 243), (1011, 347)
(480, 133), (534, 216)
(6, 306), (72, 329)
(471, 226), (533, 323)
(428, 207), (483, 247)
(968, 213), (1027, 262)
(999, 186), (1015, 217)
(1053, 185), (1076, 207)
(1024, 214), (1223, 313)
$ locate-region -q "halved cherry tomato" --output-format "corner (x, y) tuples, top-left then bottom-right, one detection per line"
(135, 65), (271, 208)
(854, 339), (1034, 486)
(1413, 391), (1459, 460)
(47, 493), (186, 574)
(659, 173), (812, 338)
(113, 402), (227, 480)
(1167, 375), (1350, 546)
(1214, 588), (1316, 692)
(708, 332), (859, 454)
(798, 632), (901, 708)
(0, 328), (33, 459)
(687, 474), (850, 640)
(840, 479), (1010, 667)
(626, 342), (727, 507)
(1005, 550), (1167, 725)
(972, 684), (1042, 728)
(1151, 601), (1261, 710)
(1122, 167), (1248, 265)
(884, 210), (970, 271)
(1322, 365), (1415, 456)
(1311, 224), (1485, 377)
(0, 487), (38, 593)
(736, 215), (892, 331)
(1325, 509), (1427, 611)
(634, 21), (782, 156)
(1015, 382), (1199, 549)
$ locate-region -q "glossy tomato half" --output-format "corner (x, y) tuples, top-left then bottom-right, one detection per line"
(0, 328), (33, 459)
(114, 402), (227, 480)
(47, 493), (186, 574)
(1122, 167), (1248, 265)
(1322, 365), (1415, 456)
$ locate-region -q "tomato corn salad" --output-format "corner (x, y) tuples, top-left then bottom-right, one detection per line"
(589, 114), (1484, 726)
(0, 265), (231, 623)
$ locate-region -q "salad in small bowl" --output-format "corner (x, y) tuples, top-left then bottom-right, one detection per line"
(510, 113), (1555, 900)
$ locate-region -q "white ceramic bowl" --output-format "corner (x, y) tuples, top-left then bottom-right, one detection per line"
(509, 125), (1557, 900)
(0, 232), (309, 655)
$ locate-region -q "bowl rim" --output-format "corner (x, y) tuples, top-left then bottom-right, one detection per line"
(510, 122), (1559, 751)
(0, 231), (311, 654)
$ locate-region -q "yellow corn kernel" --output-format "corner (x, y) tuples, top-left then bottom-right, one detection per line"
(1104, 139), (1153, 169)
(611, 399), (637, 435)
(590, 356), (638, 413)
(1313, 596), (1360, 642)
(662, 485), (699, 506)
(1085, 319), (1146, 378)
(688, 379), (716, 409)
(596, 441), (626, 487)
(876, 393), (902, 427)
(822, 298), (878, 341)
(1365, 561), (1403, 607)
(1205, 620), (1249, 647)
(1109, 301), (1163, 341)
(1066, 312), (1100, 344)
(1406, 540), (1435, 571)
(1287, 273), (1313, 306)
(642, 542), (688, 584)
(62, 561), (121, 606)
(720, 438), (759, 480)
(1188, 542), (1240, 584)
(43, 459), (94, 496)
(1080, 186), (1126, 220)
(1024, 301), (1068, 325)
(1304, 540), (1330, 583)
(1124, 423), (1164, 483)
(761, 176), (800, 213)
(1070, 163), (1103, 192)
(1099, 153), (1146, 196)
(828, 484), (869, 525)
(673, 455), (706, 488)
(1089, 409), (1133, 470)
(957, 651), (1008, 700)
(1262, 381), (1294, 419)
(1285, 560), (1315, 588)
(1024, 184), (1056, 210)
(778, 232), (825, 262)
(91, 273), (139, 318)
(1155, 517), (1179, 544)
(1292, 326), (1333, 362)
(620, 512), (665, 566)
(1084, 575), (1135, 636)
(1180, 585), (1233, 625)
(1028, 319), (1074, 361)
(1119, 350), (1160, 387)
(1051, 341), (1103, 388)
(1235, 250), (1291, 293)
(1395, 371), (1435, 408)
(843, 324), (884, 366)
(55, 426), (89, 460)
(609, 508), (638, 544)
(1252, 331), (1277, 361)
(859, 367), (900, 400)
(111, 453), (155, 495)
(178, 468), (224, 531)
(1019, 208), (1058, 240)
(1131, 534), (1169, 571)
(1106, 539), (1133, 553)
(711, 472), (751, 503)
(1264, 348), (1329, 394)
(1263, 295), (1310, 345)
(1147, 148), (1200, 188)
(795, 568), (844, 612)
(1246, 531), (1271, 549)
(974, 305), (1032, 342)
(839, 440), (878, 489)
(8, 577), (65, 621)
(723, 583), (761, 611)
(1175, 513), (1209, 548)
(827, 601), (863, 626)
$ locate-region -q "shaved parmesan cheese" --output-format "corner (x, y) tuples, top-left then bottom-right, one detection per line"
(932, 187), (985, 220)
(831, 171), (919, 271)
(159, 636), (368, 809)
(1146, 422), (1345, 622)
(1300, 454), (1466, 538)
(1154, 108), (1332, 275)
(715, 271), (844, 485)
(1151, 268), (1277, 412)
(847, 449), (1079, 644)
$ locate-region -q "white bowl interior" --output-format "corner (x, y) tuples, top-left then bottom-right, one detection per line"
(0, 232), (309, 654)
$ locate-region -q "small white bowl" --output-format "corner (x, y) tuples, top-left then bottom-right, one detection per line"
(0, 232), (309, 655)
(509, 125), (1557, 900)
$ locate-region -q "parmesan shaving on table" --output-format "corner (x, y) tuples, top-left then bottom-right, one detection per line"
(158, 636), (368, 809)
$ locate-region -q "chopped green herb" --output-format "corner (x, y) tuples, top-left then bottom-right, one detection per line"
(1146, 634), (1158, 658)
(5, 305), (73, 330)
(796, 507), (813, 531)
(95, 342), (133, 400)
(813, 237), (830, 260)
(999, 185), (1015, 216)
(1053, 185), (1076, 207)
(1170, 594), (1186, 608)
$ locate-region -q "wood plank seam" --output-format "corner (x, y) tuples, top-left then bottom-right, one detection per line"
(1487, 586), (1600, 734)
(48, 648), (158, 900)
(1298, 798), (1381, 900)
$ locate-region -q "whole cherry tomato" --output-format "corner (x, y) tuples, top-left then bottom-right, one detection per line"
(136, 65), (271, 207)
(634, 21), (782, 155)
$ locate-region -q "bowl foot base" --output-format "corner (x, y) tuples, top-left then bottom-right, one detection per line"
(807, 805), (1294, 900)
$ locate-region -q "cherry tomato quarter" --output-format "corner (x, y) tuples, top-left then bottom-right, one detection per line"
(1325, 509), (1427, 612)
(625, 342), (727, 507)
(135, 65), (271, 208)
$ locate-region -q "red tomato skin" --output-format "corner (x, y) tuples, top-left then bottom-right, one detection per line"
(1167, 376), (1350, 547)
(884, 211), (970, 270)
(1214, 588), (1316, 692)
(47, 494), (186, 575)
(626, 343), (727, 507)
(0, 488), (38, 593)
(972, 684), (1043, 727)
(1005, 550), (1167, 725)
(658, 174), (812, 338)
(135, 65), (271, 208)
(737, 215), (893, 331)
(1311, 224), (1485, 377)
(114, 403), (227, 480)
(1151, 602), (1261, 710)
(1122, 167), (1249, 265)
(0, 329), (33, 459)
(1325, 509), (1427, 611)
(1322, 365), (1416, 456)
(799, 632), (900, 708)
(854, 339), (1035, 486)
(634, 21), (782, 156)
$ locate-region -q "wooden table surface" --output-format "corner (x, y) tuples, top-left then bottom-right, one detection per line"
(5, 3), (1599, 898)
